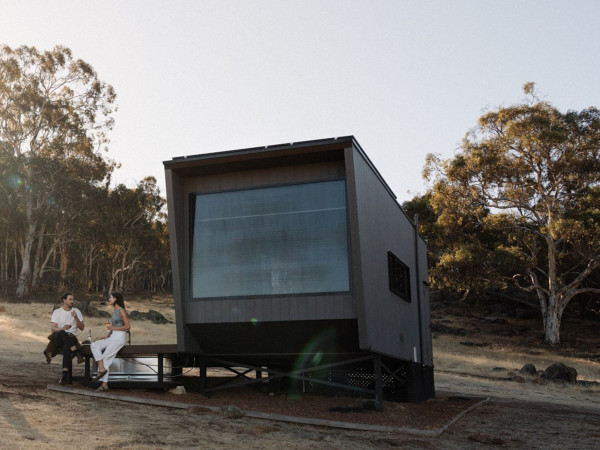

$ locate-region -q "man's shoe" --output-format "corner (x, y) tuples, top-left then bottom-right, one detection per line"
(58, 371), (70, 386)
(75, 351), (84, 364)
(44, 351), (52, 364)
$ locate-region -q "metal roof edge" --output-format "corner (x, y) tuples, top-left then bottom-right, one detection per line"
(163, 136), (356, 167)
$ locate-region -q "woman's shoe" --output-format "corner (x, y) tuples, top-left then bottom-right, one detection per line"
(96, 385), (109, 392)
(92, 369), (107, 382)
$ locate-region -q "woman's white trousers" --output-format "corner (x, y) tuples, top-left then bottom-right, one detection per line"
(90, 330), (128, 382)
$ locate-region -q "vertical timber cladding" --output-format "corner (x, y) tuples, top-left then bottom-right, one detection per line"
(345, 143), (432, 366)
(165, 139), (360, 355)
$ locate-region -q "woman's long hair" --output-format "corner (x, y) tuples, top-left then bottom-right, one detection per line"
(111, 292), (125, 308)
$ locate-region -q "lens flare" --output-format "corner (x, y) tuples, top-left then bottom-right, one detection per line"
(288, 328), (337, 395)
(6, 174), (23, 189)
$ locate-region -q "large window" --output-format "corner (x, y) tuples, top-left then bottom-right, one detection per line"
(191, 180), (350, 298)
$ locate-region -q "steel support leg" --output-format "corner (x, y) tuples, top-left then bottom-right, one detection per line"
(374, 354), (383, 411)
(158, 354), (164, 383)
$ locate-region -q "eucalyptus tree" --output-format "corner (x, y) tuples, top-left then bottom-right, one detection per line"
(101, 177), (166, 293)
(0, 45), (116, 296)
(404, 191), (519, 300)
(29, 156), (111, 290)
(424, 84), (600, 344)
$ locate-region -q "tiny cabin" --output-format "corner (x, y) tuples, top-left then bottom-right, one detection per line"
(164, 136), (434, 402)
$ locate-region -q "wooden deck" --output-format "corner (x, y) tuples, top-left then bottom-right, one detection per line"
(79, 343), (177, 357)
(76, 343), (179, 388)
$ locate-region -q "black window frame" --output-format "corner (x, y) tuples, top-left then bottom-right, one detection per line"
(387, 251), (411, 302)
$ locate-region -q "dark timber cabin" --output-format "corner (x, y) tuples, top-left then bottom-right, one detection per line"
(163, 136), (434, 405)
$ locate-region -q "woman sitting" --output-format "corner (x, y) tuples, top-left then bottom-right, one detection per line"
(91, 292), (130, 391)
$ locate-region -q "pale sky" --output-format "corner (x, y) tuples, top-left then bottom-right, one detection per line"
(2, 1), (599, 202)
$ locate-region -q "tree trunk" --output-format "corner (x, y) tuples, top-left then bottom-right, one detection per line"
(16, 251), (32, 296)
(13, 241), (18, 283)
(95, 261), (100, 292)
(1, 237), (6, 285)
(542, 234), (561, 344)
(108, 261), (116, 294)
(16, 223), (36, 297)
(543, 305), (561, 344)
(37, 238), (58, 288)
(31, 221), (46, 289)
(119, 252), (127, 291)
(16, 181), (37, 297)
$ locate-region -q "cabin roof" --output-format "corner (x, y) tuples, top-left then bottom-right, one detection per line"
(162, 135), (397, 200)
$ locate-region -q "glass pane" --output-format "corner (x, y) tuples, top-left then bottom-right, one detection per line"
(191, 180), (350, 298)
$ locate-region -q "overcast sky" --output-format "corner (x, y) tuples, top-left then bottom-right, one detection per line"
(2, 1), (599, 202)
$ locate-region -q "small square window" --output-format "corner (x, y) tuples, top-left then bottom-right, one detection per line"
(388, 251), (411, 302)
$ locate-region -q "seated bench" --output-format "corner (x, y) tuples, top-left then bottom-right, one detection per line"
(77, 344), (178, 387)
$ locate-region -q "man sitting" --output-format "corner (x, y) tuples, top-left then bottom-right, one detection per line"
(43, 292), (85, 385)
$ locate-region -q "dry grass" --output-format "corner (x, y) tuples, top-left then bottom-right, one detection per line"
(434, 336), (600, 386)
(434, 343), (600, 393)
(0, 297), (176, 359)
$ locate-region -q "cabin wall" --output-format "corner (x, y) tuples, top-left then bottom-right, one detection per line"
(165, 138), (432, 367)
(347, 147), (432, 365)
(165, 168), (189, 352)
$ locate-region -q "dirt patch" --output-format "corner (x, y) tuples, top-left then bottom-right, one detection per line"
(66, 384), (485, 432)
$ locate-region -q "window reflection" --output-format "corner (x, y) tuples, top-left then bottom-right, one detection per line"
(191, 180), (350, 298)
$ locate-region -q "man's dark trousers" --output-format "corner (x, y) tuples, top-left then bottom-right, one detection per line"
(53, 330), (77, 373)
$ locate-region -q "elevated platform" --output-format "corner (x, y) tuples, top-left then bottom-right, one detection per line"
(76, 344), (434, 409)
(188, 352), (434, 409)
(77, 344), (179, 389)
